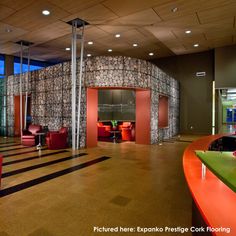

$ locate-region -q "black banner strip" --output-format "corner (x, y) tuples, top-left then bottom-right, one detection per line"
(2, 153), (88, 178)
(0, 156), (111, 198)
(3, 150), (69, 166)
(3, 148), (48, 158)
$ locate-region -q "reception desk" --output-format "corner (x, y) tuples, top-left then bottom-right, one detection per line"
(183, 134), (236, 235)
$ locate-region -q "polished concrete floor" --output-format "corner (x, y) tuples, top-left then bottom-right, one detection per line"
(0, 136), (199, 236)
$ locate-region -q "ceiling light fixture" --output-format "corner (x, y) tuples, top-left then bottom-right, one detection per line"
(171, 7), (178, 13)
(133, 43), (138, 47)
(88, 41), (93, 45)
(149, 52), (154, 56)
(42, 10), (50, 16)
(65, 47), (71, 51)
(108, 49), (112, 52)
(193, 43), (199, 47)
(115, 34), (121, 38)
(5, 28), (12, 33)
(185, 30), (191, 34)
(87, 54), (91, 57)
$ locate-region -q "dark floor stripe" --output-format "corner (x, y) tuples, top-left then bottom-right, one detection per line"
(3, 147), (48, 158)
(0, 146), (36, 152)
(3, 150), (69, 166)
(0, 156), (111, 198)
(2, 153), (88, 178)
(0, 141), (18, 145)
(0, 143), (21, 148)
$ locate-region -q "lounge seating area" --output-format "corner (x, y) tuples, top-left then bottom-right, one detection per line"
(97, 121), (135, 142)
(21, 124), (68, 149)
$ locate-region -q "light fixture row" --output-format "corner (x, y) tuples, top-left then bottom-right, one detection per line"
(184, 29), (200, 47)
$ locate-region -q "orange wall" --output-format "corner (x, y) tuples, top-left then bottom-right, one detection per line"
(136, 90), (151, 144)
(158, 96), (169, 128)
(86, 88), (98, 148)
(14, 95), (25, 137)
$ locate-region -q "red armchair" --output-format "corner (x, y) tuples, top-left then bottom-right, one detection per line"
(0, 154), (2, 188)
(21, 124), (42, 146)
(121, 122), (135, 141)
(46, 127), (68, 149)
(97, 122), (111, 137)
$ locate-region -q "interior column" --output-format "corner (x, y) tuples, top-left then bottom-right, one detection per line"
(86, 88), (98, 148)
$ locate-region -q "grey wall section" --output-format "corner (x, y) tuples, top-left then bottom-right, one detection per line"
(153, 51), (214, 135)
(7, 56), (179, 147)
(215, 45), (236, 88)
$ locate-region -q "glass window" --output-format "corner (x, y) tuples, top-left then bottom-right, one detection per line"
(14, 62), (43, 74)
(0, 55), (4, 76)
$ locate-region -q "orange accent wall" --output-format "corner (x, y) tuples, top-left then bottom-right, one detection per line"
(136, 90), (151, 144)
(14, 95), (25, 137)
(86, 88), (98, 148)
(158, 96), (169, 128)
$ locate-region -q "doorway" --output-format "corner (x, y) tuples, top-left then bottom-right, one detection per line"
(86, 88), (151, 148)
(14, 95), (31, 136)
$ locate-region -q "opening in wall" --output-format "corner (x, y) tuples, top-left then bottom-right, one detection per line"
(158, 95), (169, 128)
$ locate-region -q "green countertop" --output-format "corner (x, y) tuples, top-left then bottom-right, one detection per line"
(196, 150), (236, 193)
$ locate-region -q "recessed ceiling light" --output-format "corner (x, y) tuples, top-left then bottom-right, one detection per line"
(88, 41), (93, 45)
(149, 52), (154, 56)
(171, 7), (178, 13)
(115, 34), (121, 38)
(133, 43), (138, 47)
(42, 10), (50, 16)
(108, 49), (112, 52)
(87, 54), (91, 57)
(185, 30), (191, 34)
(5, 28), (12, 33)
(193, 43), (199, 47)
(65, 47), (71, 51)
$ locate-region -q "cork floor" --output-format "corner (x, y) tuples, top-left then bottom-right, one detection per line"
(0, 136), (199, 236)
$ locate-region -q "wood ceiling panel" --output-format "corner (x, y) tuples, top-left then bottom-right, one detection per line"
(145, 26), (177, 41)
(0, 41), (25, 54)
(0, 4), (16, 20)
(2, 0), (70, 31)
(48, 0), (103, 14)
(97, 22), (132, 34)
(62, 4), (118, 24)
(15, 21), (71, 45)
(207, 36), (234, 48)
(154, 14), (200, 28)
(102, 0), (168, 17)
(1, 0), (35, 11)
(117, 8), (162, 26)
(153, 0), (233, 21)
(120, 29), (150, 44)
(197, 2), (236, 24)
(92, 35), (130, 49)
(205, 29), (236, 40)
(172, 29), (206, 42)
(0, 22), (27, 43)
(83, 26), (110, 41)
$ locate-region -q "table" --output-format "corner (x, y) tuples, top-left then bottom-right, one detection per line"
(109, 130), (121, 143)
(35, 132), (45, 150)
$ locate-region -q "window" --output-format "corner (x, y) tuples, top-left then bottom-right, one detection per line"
(0, 55), (4, 78)
(13, 62), (43, 74)
(13, 57), (49, 74)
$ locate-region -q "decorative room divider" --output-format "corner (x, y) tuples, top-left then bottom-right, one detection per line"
(6, 56), (179, 148)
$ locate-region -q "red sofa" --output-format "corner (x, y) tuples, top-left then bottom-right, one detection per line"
(121, 122), (135, 141)
(97, 122), (111, 137)
(0, 154), (2, 188)
(21, 124), (42, 146)
(46, 127), (68, 149)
